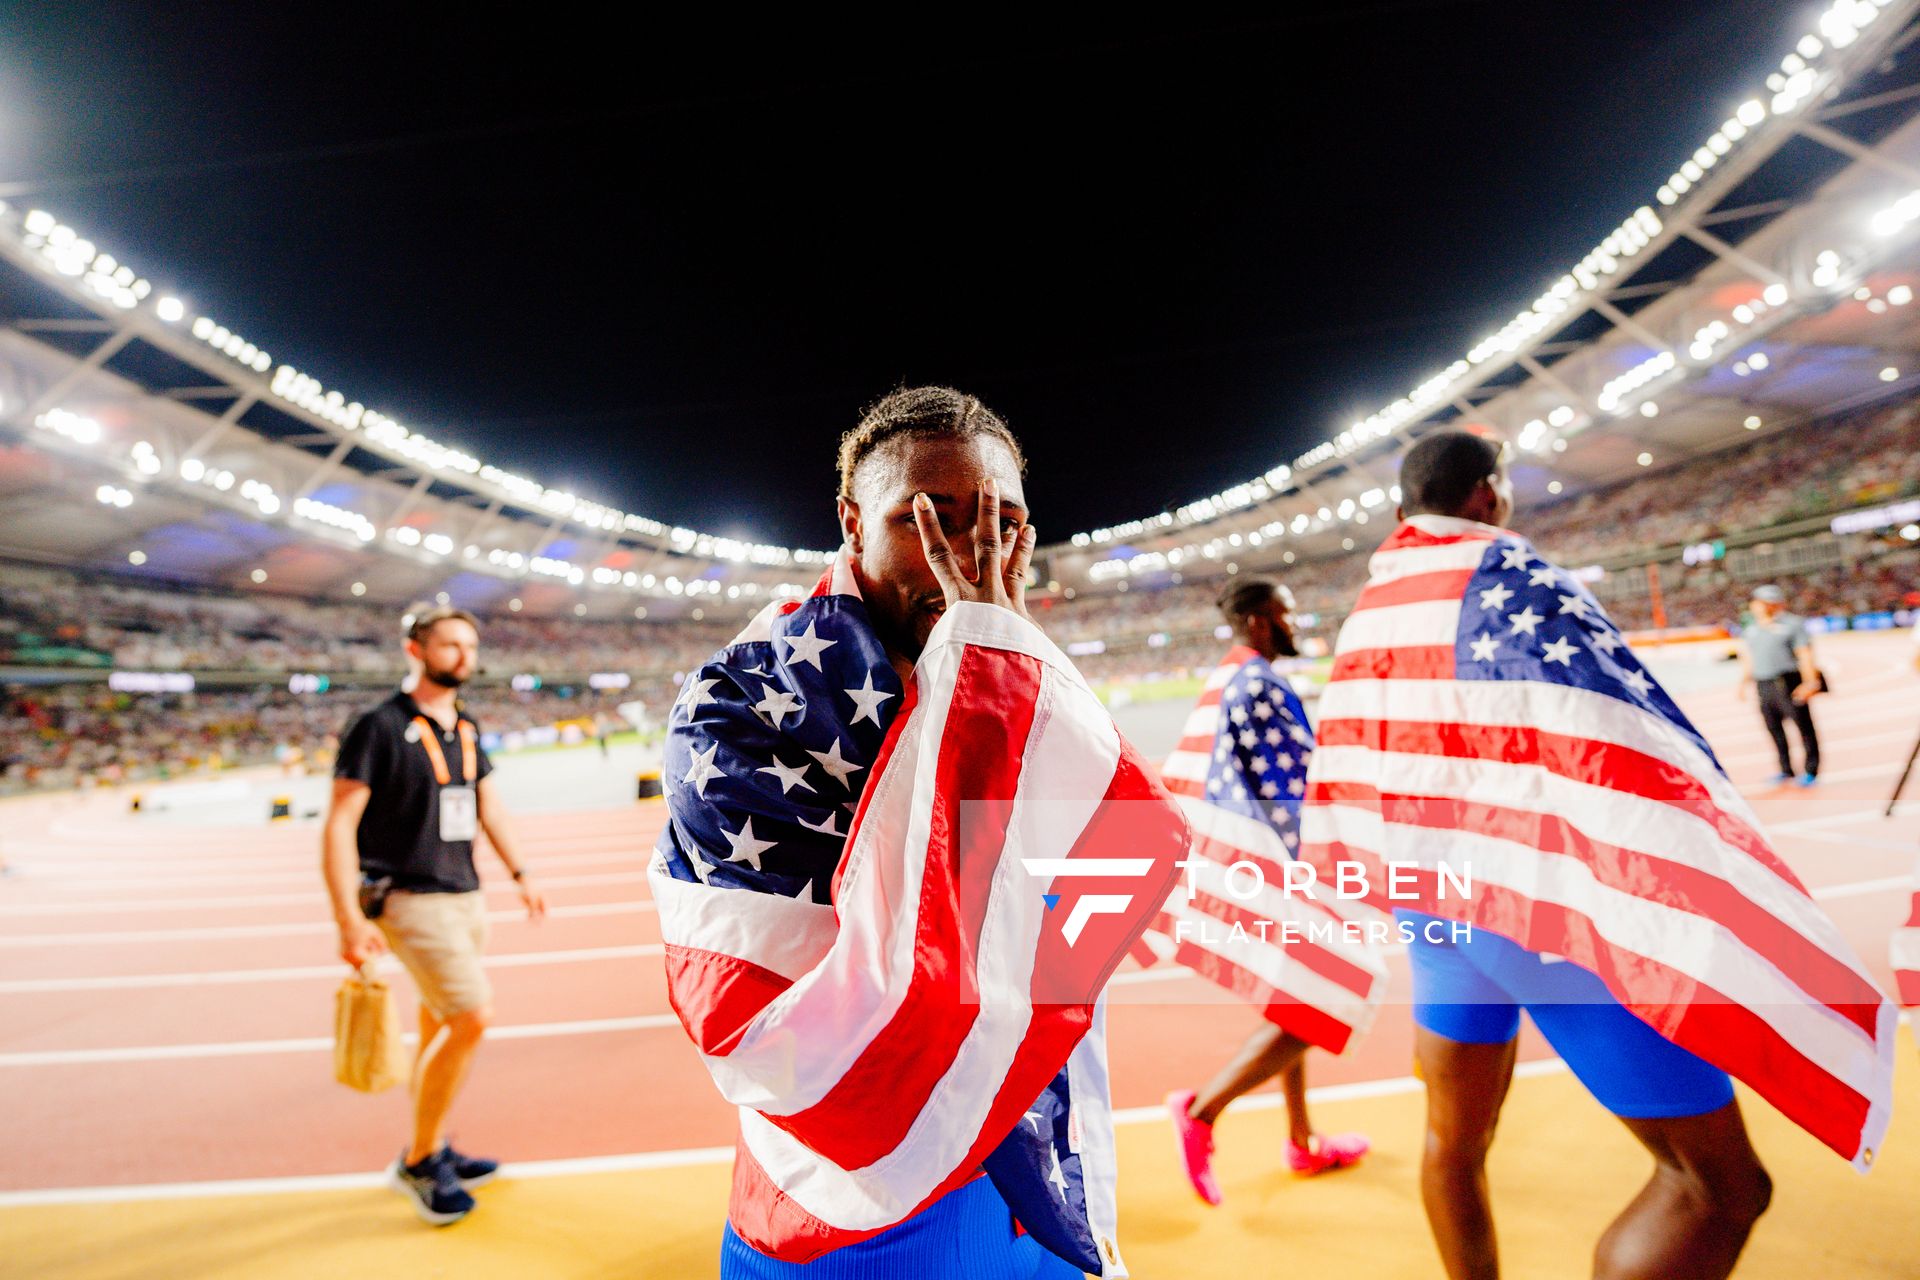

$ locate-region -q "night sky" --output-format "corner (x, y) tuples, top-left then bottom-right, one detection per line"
(0, 2), (1798, 548)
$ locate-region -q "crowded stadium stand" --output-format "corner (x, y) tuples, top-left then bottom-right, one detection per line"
(4, 0), (1920, 794)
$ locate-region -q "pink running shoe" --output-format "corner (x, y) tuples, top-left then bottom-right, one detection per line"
(1167, 1090), (1222, 1206)
(1285, 1132), (1370, 1176)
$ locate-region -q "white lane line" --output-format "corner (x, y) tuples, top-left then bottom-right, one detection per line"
(3, 870), (1906, 994)
(0, 1059), (1577, 1207)
(0, 1014), (681, 1068)
(4, 850), (647, 890)
(0, 943), (666, 994)
(0, 871), (654, 916)
(0, 899), (657, 947)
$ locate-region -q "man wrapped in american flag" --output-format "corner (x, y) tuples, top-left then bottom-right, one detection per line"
(1300, 430), (1896, 1280)
(650, 387), (1188, 1278)
(1157, 575), (1385, 1203)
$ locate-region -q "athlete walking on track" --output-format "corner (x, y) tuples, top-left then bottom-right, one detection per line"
(1300, 430), (1894, 1280)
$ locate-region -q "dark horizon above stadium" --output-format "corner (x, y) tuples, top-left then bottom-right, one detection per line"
(0, 1), (1806, 547)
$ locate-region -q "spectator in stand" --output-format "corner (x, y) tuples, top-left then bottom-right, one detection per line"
(1739, 585), (1822, 788)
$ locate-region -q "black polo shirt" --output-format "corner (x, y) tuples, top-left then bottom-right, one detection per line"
(335, 690), (494, 893)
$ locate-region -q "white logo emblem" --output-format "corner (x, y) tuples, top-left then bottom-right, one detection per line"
(1020, 858), (1156, 946)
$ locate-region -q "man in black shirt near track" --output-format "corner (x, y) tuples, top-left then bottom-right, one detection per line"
(322, 603), (547, 1225)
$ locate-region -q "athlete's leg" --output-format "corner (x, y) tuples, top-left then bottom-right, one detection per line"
(1190, 1023), (1308, 1126)
(1280, 1056), (1311, 1147)
(1416, 1027), (1517, 1280)
(1593, 1101), (1771, 1280)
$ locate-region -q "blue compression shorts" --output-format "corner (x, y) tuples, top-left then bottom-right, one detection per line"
(720, 1176), (1082, 1280)
(1400, 910), (1734, 1120)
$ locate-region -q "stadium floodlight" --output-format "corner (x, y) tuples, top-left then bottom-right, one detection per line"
(350, 582), (367, 596)
(1051, 1), (1898, 551)
(1745, 415), (1763, 429)
(1881, 366), (1900, 381)
(1637, 452), (1654, 467)
(35, 408), (102, 445)
(189, 315), (271, 372)
(251, 568), (268, 583)
(1891, 285), (1914, 305)
(129, 550), (147, 565)
(294, 496), (377, 542)
(156, 296), (184, 323)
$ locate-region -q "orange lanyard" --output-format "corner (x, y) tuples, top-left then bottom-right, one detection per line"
(412, 716), (476, 785)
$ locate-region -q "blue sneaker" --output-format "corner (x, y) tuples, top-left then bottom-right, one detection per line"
(443, 1142), (499, 1189)
(389, 1149), (474, 1225)
(1797, 773), (1818, 788)
(1765, 772), (1792, 786)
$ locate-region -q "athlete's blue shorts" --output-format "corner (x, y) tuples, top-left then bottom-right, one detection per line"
(1400, 910), (1734, 1120)
(720, 1176), (1082, 1280)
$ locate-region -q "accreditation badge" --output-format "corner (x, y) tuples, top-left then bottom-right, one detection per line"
(438, 784), (479, 842)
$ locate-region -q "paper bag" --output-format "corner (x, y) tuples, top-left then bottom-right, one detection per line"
(334, 966), (407, 1093)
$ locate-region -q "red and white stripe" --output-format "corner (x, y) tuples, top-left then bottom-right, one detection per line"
(1894, 860), (1920, 1008)
(1301, 515), (1896, 1171)
(650, 601), (1185, 1271)
(1151, 653), (1385, 1054)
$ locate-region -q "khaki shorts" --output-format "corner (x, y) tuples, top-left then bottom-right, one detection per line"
(376, 890), (492, 1019)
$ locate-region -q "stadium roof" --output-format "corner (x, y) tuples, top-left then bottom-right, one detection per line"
(2, 0), (1919, 617)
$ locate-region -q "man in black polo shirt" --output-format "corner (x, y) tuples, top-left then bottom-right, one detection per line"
(322, 603), (546, 1225)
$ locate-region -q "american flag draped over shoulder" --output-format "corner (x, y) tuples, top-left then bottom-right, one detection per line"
(650, 552), (1187, 1275)
(1300, 514), (1896, 1169)
(1150, 647), (1386, 1052)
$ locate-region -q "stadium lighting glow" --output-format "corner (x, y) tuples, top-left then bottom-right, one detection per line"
(128, 550), (147, 565)
(1881, 366), (1900, 381)
(436, 591), (450, 605)
(1597, 351), (1676, 411)
(1637, 452), (1654, 466)
(1902, 524), (1920, 541)
(1640, 402), (1659, 417)
(189, 315), (271, 372)
(19, 209), (152, 309)
(1890, 285), (1914, 305)
(35, 408), (102, 445)
(1548, 481), (1564, 494)
(295, 497), (378, 542)
(634, 606), (648, 619)
(1745, 415), (1763, 429)
(1811, 249), (1845, 290)
(95, 484), (132, 508)
(251, 569), (268, 583)
(180, 458), (205, 482)
(350, 581), (367, 596)
(1, 207), (832, 570)
(509, 598), (523, 612)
